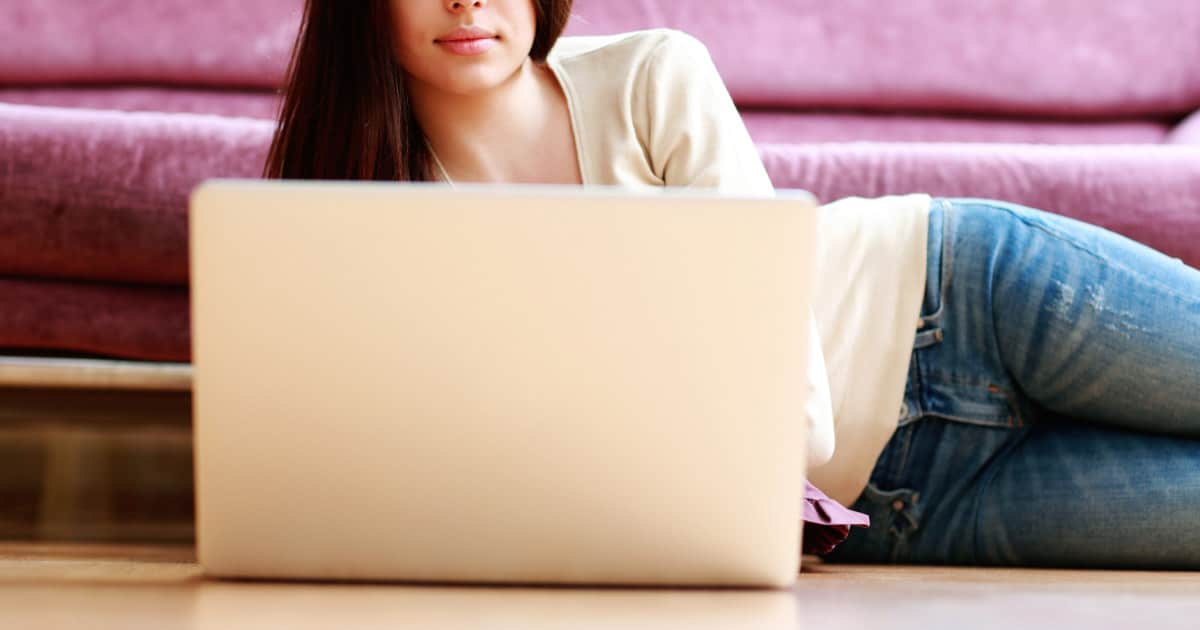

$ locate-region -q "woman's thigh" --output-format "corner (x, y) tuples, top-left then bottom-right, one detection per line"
(971, 417), (1200, 569)
(941, 197), (1200, 437)
(828, 416), (1200, 568)
(825, 199), (1200, 567)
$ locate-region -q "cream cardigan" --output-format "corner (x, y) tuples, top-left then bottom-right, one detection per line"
(531, 29), (930, 504)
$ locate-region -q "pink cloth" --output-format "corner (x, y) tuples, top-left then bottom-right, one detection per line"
(567, 0), (1200, 116)
(0, 103), (272, 285)
(3, 0), (1199, 362)
(4, 102), (1199, 287)
(0, 0), (300, 88)
(4, 0), (1199, 119)
(760, 142), (1200, 270)
(803, 481), (870, 556)
(0, 278), (189, 362)
(742, 111), (1171, 146)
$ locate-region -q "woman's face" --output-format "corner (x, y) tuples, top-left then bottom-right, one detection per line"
(391, 0), (539, 95)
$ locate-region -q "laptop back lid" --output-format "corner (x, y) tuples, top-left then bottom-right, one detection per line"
(190, 181), (817, 587)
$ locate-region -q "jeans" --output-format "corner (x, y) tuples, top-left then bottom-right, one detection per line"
(824, 197), (1200, 569)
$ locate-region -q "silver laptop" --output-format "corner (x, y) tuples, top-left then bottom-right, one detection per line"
(189, 180), (819, 588)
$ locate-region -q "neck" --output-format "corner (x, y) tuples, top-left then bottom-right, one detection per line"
(408, 59), (557, 182)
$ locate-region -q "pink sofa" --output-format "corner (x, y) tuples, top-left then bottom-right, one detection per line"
(2, 0), (1199, 362)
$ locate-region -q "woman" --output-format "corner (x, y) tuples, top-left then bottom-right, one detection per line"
(265, 0), (1200, 568)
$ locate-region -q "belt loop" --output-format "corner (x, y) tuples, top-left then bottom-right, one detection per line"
(913, 327), (944, 349)
(919, 199), (951, 330)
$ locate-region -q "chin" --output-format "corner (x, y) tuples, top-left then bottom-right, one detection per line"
(433, 63), (522, 95)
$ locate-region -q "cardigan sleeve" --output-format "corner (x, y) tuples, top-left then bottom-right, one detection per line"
(639, 30), (775, 195)
(639, 30), (836, 468)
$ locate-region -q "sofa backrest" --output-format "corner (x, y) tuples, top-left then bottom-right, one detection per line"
(3, 0), (1197, 118)
(567, 0), (1200, 118)
(0, 0), (300, 88)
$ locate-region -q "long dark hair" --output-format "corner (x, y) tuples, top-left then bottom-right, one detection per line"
(264, 0), (573, 181)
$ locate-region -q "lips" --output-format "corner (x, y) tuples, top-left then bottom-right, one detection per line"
(435, 25), (498, 56)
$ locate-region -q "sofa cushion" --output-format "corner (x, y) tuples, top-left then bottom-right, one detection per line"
(0, 103), (272, 285)
(5, 100), (1197, 290)
(0, 277), (189, 362)
(4, 1), (1198, 118)
(567, 0), (1200, 117)
(760, 142), (1200, 269)
(741, 111), (1171, 145)
(0, 0), (298, 88)
(4, 123), (1198, 362)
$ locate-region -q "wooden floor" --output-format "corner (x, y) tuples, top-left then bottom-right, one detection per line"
(2, 544), (1199, 629)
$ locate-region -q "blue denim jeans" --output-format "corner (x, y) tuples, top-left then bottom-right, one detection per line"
(824, 197), (1200, 569)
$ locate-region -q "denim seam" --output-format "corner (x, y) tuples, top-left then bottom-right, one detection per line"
(942, 199), (1070, 429)
(919, 376), (1025, 427)
(985, 385), (1027, 428)
(919, 411), (1018, 430)
(922, 374), (1018, 389)
(921, 198), (954, 326)
(933, 201), (1019, 429)
(939, 197), (954, 318)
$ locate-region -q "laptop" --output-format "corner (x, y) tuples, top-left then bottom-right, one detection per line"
(189, 180), (819, 588)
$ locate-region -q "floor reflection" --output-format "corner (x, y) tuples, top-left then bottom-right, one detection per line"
(190, 580), (797, 629)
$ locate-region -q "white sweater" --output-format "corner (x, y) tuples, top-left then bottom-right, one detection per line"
(541, 29), (930, 505)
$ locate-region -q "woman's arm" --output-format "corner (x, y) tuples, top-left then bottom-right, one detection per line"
(639, 31), (774, 193)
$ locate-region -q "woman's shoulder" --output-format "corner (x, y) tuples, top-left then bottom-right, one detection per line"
(549, 28), (715, 75)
